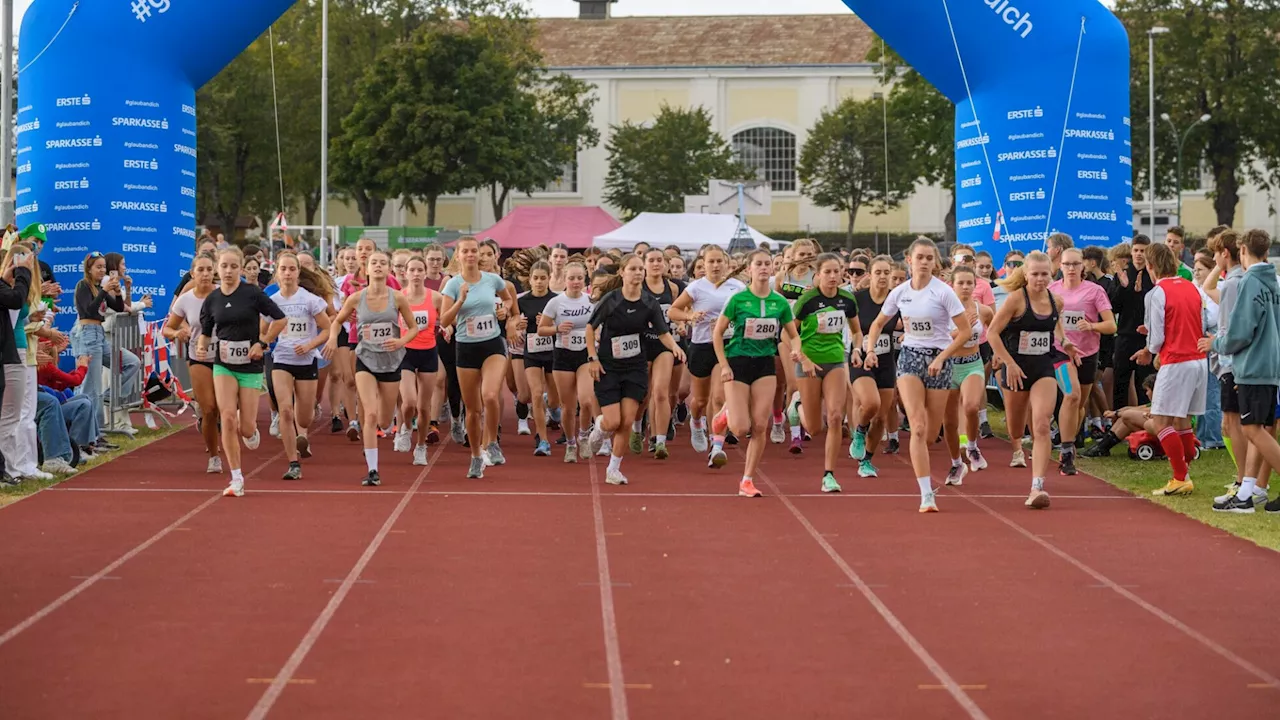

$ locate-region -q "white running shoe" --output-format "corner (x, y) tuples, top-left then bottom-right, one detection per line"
(707, 446), (728, 468)
(269, 412), (280, 438)
(1010, 449), (1027, 468)
(393, 424), (412, 453)
(967, 447), (988, 472)
(944, 462), (968, 487)
(919, 491), (939, 513)
(413, 443), (429, 466)
(243, 429), (261, 450)
(41, 458), (76, 476)
(223, 479), (245, 498)
(597, 438), (613, 457)
(517, 418), (531, 436)
(770, 420), (785, 444)
(691, 425), (709, 454)
(588, 421), (605, 456)
(605, 469), (628, 485)
(207, 456), (223, 474)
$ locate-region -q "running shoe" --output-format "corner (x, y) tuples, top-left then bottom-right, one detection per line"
(1265, 496), (1280, 514)
(739, 478), (763, 498)
(243, 429), (261, 451)
(605, 469), (629, 486)
(1152, 479), (1194, 496)
(282, 462), (302, 480)
(426, 422), (441, 444)
(393, 424), (412, 453)
(1010, 449), (1027, 468)
(95, 439), (120, 451)
(565, 444), (579, 463)
(1214, 487), (1268, 505)
(450, 420), (466, 445)
(885, 437), (900, 454)
(223, 479), (245, 498)
(857, 459), (878, 478)
(653, 440), (669, 460)
(945, 462), (967, 487)
(789, 436), (803, 455)
(347, 421), (360, 442)
(485, 442), (506, 467)
(770, 419), (785, 444)
(919, 491), (939, 513)
(667, 418), (677, 440)
(1059, 453), (1078, 476)
(297, 434), (312, 459)
(708, 446), (728, 468)
(25, 469), (54, 481)
(787, 394), (802, 426)
(0, 474), (18, 487)
(629, 431), (643, 455)
(413, 443), (429, 466)
(967, 446), (987, 472)
(331, 415), (342, 433)
(821, 473), (842, 494)
(1212, 495), (1255, 514)
(691, 425), (709, 454)
(1025, 490), (1051, 509)
(41, 458), (76, 476)
(588, 421), (606, 457)
(362, 470), (381, 487)
(518, 418), (531, 436)
(206, 456), (223, 474)
(269, 412), (280, 438)
(578, 432), (592, 459)
(597, 438), (613, 457)
(534, 440), (551, 457)
(467, 456), (485, 479)
(675, 402), (689, 424)
(725, 432), (740, 446)
(849, 428), (867, 460)
(980, 421), (995, 439)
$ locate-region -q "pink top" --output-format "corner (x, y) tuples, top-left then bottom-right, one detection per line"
(973, 278), (995, 343)
(1048, 279), (1112, 357)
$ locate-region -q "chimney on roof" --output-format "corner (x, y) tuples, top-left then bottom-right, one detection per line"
(574, 0), (616, 20)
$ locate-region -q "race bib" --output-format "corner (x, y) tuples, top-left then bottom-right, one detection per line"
(905, 318), (933, 339)
(817, 312), (846, 335)
(413, 311), (431, 330)
(194, 339), (217, 362)
(219, 339), (251, 365)
(964, 327), (980, 348)
(1018, 331), (1052, 356)
(526, 332), (553, 353)
(283, 317), (310, 340)
(892, 331), (904, 351)
(661, 304), (672, 324)
(745, 318), (779, 341)
(722, 320), (734, 340)
(565, 329), (588, 352)
(466, 314), (497, 337)
(1062, 310), (1086, 329)
(611, 333), (642, 359)
(874, 334), (892, 355)
(363, 322), (396, 344)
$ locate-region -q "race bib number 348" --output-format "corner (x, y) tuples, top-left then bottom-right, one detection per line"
(1018, 331), (1051, 356)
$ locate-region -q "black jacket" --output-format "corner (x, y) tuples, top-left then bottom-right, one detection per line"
(0, 267), (33, 365)
(1112, 265), (1152, 338)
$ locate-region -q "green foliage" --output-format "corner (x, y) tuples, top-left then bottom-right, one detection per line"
(1115, 0), (1280, 225)
(796, 96), (918, 244)
(603, 105), (754, 219)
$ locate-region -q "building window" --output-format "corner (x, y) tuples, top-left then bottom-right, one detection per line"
(732, 127), (797, 193)
(538, 160), (578, 194)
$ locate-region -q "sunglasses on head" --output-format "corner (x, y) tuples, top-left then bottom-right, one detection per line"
(89, 251), (104, 259)
(1007, 260), (1024, 269)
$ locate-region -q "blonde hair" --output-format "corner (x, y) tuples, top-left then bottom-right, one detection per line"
(1, 243), (41, 307)
(998, 250), (1051, 292)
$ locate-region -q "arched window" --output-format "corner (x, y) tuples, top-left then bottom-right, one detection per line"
(732, 127), (797, 193)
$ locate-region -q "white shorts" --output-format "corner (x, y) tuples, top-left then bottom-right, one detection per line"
(1150, 358), (1208, 419)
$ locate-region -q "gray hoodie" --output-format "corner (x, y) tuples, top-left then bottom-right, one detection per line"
(1210, 263), (1246, 378)
(1213, 262), (1280, 386)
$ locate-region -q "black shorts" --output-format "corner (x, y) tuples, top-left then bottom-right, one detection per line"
(979, 341), (993, 366)
(337, 326), (350, 348)
(1237, 383), (1278, 427)
(523, 352), (553, 374)
(644, 336), (683, 366)
(401, 347), (439, 374)
(687, 342), (718, 379)
(355, 358), (402, 384)
(273, 359), (319, 381)
(187, 359), (214, 371)
(851, 353), (896, 390)
(596, 365), (648, 407)
(727, 355), (776, 386)
(1077, 352), (1098, 388)
(455, 337), (506, 370)
(554, 348), (590, 373)
(1221, 373), (1240, 415)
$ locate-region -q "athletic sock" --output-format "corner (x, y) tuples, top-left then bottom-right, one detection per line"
(916, 476), (932, 495)
(979, 408), (989, 423)
(856, 423), (869, 435)
(231, 468), (244, 483)
(1157, 427), (1188, 481)
(1238, 476), (1258, 501)
(889, 431), (900, 441)
(1032, 477), (1045, 492)
(865, 450), (875, 461)
(692, 417), (705, 430)
(1061, 441), (1075, 458)
(607, 454), (622, 473)
(1178, 428), (1197, 462)
(365, 448), (378, 472)
(790, 425), (801, 440)
(712, 435), (725, 448)
(772, 410), (784, 424)
(967, 439), (978, 450)
(951, 457), (962, 468)
(516, 401), (529, 420)
(632, 421), (643, 433)
(655, 434), (667, 444)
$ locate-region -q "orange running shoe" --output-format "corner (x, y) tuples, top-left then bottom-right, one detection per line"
(738, 478), (763, 498)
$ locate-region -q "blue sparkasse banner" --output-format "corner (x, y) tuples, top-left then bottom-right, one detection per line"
(842, 0), (1132, 257)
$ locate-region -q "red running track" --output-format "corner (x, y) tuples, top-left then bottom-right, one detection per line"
(1, 411), (1279, 719)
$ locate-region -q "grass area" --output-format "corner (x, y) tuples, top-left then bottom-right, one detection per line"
(985, 407), (1280, 553)
(0, 423), (185, 509)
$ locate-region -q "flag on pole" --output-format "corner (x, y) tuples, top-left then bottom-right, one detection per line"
(992, 212), (1003, 242)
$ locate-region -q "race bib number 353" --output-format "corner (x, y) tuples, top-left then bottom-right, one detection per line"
(905, 318), (933, 339)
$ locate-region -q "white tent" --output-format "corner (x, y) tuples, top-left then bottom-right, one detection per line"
(592, 212), (778, 253)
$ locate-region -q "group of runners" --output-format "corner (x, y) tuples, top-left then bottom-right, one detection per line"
(156, 232), (1137, 513)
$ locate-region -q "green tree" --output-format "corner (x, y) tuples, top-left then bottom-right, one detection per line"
(797, 96), (918, 244)
(1116, 0), (1280, 226)
(603, 105), (752, 219)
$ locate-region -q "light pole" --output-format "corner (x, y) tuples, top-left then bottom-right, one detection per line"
(1159, 112), (1211, 224)
(319, 0), (330, 266)
(873, 90), (889, 255)
(1147, 26), (1169, 234)
(1, 0), (12, 227)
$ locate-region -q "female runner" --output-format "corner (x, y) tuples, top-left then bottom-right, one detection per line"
(196, 247), (287, 497)
(1047, 247), (1115, 475)
(862, 239), (970, 513)
(326, 250), (419, 486)
(539, 262), (597, 458)
(639, 248), (684, 459)
(773, 238), (820, 450)
(339, 238), (402, 441)
(422, 244), (453, 438)
(243, 257), (262, 288)
(792, 253), (861, 492)
(394, 255), (444, 466)
(268, 251), (334, 480)
(942, 266), (993, 486)
(511, 260), (558, 458)
(440, 237), (517, 478)
(987, 251), (1079, 508)
(668, 245), (744, 460)
(587, 255), (686, 484)
(329, 246), (360, 434)
(548, 243), (570, 293)
(165, 252), (222, 472)
(711, 249), (800, 497)
(848, 255), (898, 477)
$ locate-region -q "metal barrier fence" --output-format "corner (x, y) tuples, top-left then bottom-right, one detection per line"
(105, 313), (172, 433)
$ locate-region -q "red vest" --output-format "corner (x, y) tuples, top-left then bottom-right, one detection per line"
(1157, 277), (1206, 365)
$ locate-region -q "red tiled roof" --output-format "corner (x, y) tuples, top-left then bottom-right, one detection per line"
(535, 15), (875, 68)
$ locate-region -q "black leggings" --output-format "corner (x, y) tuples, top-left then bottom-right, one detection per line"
(1113, 334), (1154, 409)
(438, 335), (463, 419)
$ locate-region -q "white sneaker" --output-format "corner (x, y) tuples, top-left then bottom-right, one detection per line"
(269, 412), (280, 438)
(944, 462), (968, 487)
(206, 456), (223, 474)
(597, 438), (613, 457)
(919, 491), (939, 513)
(223, 479), (245, 498)
(588, 421), (605, 456)
(393, 424), (412, 453)
(41, 458), (77, 476)
(413, 444), (428, 466)
(1214, 488), (1270, 505)
(1010, 449), (1027, 468)
(25, 469), (54, 481)
(691, 425), (709, 454)
(243, 429), (261, 450)
(605, 468), (628, 486)
(770, 420), (785, 444)
(517, 418), (531, 436)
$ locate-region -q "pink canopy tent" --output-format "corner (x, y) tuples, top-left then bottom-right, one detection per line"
(467, 206), (621, 250)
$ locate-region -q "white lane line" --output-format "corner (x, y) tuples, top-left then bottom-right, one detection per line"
(956, 491), (1280, 690)
(245, 441), (448, 719)
(755, 467), (991, 720)
(587, 458), (630, 720)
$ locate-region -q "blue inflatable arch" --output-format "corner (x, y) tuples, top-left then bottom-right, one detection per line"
(841, 0), (1131, 256)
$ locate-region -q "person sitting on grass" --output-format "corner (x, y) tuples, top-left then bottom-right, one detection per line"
(1082, 374), (1159, 457)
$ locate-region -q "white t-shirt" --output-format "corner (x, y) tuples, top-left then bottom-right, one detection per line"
(270, 287), (330, 365)
(882, 277), (965, 351)
(540, 292), (595, 351)
(685, 277), (746, 345)
(170, 289), (213, 362)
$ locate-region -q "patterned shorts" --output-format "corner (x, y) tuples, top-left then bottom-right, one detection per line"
(896, 346), (953, 391)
